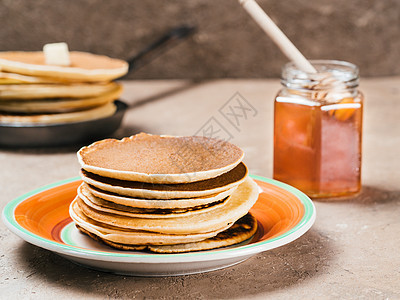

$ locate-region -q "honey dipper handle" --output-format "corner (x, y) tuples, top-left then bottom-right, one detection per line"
(239, 0), (317, 73)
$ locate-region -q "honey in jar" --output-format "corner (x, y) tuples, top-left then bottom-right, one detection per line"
(273, 60), (363, 199)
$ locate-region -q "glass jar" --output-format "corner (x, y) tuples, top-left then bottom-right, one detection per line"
(273, 60), (363, 199)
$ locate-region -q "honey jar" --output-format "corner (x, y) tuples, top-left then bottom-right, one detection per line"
(273, 60), (363, 199)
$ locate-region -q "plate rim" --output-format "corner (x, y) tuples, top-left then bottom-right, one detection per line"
(2, 175), (316, 264)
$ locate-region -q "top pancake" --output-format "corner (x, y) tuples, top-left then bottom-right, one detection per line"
(78, 133), (245, 184)
(0, 51), (128, 82)
(0, 71), (86, 84)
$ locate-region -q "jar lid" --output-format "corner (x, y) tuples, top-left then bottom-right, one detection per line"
(281, 60), (359, 90)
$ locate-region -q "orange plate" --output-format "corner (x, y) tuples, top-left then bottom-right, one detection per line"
(2, 175), (316, 276)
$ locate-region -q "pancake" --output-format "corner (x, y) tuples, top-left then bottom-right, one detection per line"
(70, 200), (230, 245)
(0, 84), (122, 113)
(75, 213), (257, 253)
(77, 226), (146, 251)
(85, 183), (237, 209)
(148, 213), (257, 253)
(0, 51), (128, 82)
(0, 82), (118, 100)
(75, 176), (259, 234)
(80, 162), (248, 199)
(0, 71), (89, 84)
(78, 183), (231, 218)
(0, 101), (116, 124)
(77, 133), (245, 184)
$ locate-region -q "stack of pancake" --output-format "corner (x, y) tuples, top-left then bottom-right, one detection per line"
(0, 46), (128, 124)
(70, 133), (260, 253)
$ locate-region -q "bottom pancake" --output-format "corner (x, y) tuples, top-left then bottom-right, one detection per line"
(0, 84), (122, 113)
(76, 213), (257, 253)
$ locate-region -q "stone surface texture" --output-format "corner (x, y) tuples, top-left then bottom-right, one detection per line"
(0, 0), (399, 79)
(0, 78), (399, 299)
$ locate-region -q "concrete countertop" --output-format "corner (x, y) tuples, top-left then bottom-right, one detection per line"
(1, 78), (399, 299)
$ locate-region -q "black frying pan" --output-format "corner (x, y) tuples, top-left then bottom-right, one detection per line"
(0, 25), (196, 148)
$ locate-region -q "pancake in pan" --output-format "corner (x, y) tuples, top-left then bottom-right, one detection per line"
(80, 162), (248, 199)
(78, 133), (245, 184)
(0, 71), (91, 84)
(0, 82), (118, 100)
(0, 51), (128, 82)
(0, 101), (116, 124)
(0, 84), (122, 113)
(75, 176), (259, 235)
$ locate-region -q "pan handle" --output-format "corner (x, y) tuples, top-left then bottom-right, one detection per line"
(126, 25), (196, 73)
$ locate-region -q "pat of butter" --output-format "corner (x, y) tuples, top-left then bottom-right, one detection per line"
(43, 42), (71, 66)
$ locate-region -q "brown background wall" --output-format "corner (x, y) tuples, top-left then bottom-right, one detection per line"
(0, 0), (399, 79)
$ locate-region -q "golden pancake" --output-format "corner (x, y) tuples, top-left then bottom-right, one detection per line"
(75, 213), (257, 253)
(0, 51), (128, 82)
(0, 102), (116, 124)
(85, 182), (236, 209)
(78, 182), (230, 219)
(0, 71), (89, 84)
(78, 133), (245, 184)
(80, 162), (248, 199)
(75, 177), (259, 234)
(148, 213), (257, 253)
(70, 200), (230, 245)
(0, 84), (122, 113)
(0, 82), (118, 100)
(76, 226), (146, 251)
